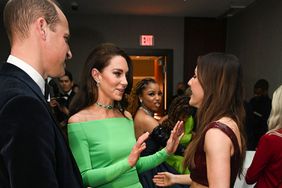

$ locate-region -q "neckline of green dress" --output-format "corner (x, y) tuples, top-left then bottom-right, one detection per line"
(68, 117), (133, 125)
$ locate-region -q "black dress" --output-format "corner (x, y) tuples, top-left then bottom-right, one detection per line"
(138, 126), (189, 188)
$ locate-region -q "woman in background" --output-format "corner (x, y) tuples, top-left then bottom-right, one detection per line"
(127, 78), (162, 139)
(153, 52), (246, 188)
(246, 85), (282, 188)
(67, 43), (183, 188)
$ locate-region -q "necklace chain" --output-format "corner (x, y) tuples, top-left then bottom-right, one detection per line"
(95, 102), (114, 110)
(139, 106), (154, 117)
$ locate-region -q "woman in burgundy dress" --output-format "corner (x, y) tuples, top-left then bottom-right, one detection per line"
(153, 52), (246, 188)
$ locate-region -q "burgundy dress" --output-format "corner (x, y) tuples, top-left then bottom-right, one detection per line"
(190, 121), (241, 187)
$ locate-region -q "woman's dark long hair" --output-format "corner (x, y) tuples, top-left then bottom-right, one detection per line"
(161, 95), (196, 130)
(69, 43), (133, 116)
(183, 52), (246, 177)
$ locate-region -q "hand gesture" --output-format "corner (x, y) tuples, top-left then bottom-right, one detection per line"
(128, 132), (149, 167)
(49, 98), (59, 107)
(153, 172), (175, 187)
(153, 172), (192, 186)
(165, 121), (184, 155)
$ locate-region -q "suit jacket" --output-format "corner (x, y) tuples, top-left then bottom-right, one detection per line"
(62, 90), (76, 108)
(0, 63), (83, 188)
(51, 89), (76, 125)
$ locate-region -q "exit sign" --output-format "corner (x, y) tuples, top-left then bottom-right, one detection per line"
(140, 35), (154, 46)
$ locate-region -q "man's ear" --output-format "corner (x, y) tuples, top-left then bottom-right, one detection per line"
(91, 68), (101, 83)
(36, 17), (48, 40)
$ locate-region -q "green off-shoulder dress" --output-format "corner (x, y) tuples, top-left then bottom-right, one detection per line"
(68, 118), (169, 188)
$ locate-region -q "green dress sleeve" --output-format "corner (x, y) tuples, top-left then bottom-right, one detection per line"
(166, 116), (194, 174)
(68, 123), (132, 187)
(136, 148), (169, 173)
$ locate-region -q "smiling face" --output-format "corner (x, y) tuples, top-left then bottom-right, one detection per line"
(140, 82), (162, 112)
(95, 55), (128, 102)
(188, 67), (204, 108)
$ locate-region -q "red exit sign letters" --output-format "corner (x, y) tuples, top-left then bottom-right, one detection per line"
(140, 35), (154, 46)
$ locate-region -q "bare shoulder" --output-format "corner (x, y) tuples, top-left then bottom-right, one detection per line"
(135, 111), (156, 124)
(217, 117), (239, 132)
(206, 117), (241, 141)
(205, 117), (242, 153)
(205, 126), (233, 154)
(134, 110), (158, 132)
(68, 113), (81, 124)
(205, 127), (232, 142)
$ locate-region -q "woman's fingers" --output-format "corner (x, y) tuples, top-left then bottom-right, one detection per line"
(153, 172), (172, 187)
(136, 132), (149, 145)
(153, 176), (164, 186)
(171, 121), (184, 141)
(174, 121), (184, 137)
(165, 121), (184, 154)
(139, 142), (146, 152)
(128, 132), (149, 167)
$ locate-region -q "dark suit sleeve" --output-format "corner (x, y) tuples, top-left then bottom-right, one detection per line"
(0, 96), (59, 188)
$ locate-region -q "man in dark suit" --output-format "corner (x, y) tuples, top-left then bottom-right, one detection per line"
(249, 79), (272, 149)
(0, 0), (83, 187)
(49, 70), (77, 131)
(57, 69), (76, 121)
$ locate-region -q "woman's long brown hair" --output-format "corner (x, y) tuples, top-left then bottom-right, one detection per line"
(183, 52), (246, 177)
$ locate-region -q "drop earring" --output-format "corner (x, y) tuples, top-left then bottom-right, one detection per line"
(95, 80), (100, 87)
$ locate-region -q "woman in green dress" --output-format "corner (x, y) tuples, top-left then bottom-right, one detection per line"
(67, 43), (183, 188)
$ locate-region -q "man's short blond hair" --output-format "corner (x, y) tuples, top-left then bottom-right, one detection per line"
(3, 0), (60, 43)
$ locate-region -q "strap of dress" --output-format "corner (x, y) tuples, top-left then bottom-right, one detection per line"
(205, 121), (240, 154)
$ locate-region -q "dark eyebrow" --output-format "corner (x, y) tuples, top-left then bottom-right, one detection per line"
(112, 68), (128, 74)
(147, 89), (157, 93)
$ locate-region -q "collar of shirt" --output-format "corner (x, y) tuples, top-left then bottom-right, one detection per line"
(62, 90), (72, 100)
(7, 55), (45, 95)
(67, 89), (72, 96)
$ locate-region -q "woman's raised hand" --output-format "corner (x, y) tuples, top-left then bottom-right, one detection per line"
(165, 121), (184, 155)
(128, 132), (149, 167)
